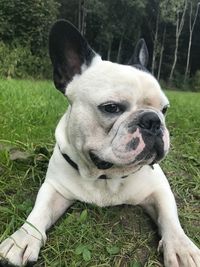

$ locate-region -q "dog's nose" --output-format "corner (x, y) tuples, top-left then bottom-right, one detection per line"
(138, 112), (161, 135)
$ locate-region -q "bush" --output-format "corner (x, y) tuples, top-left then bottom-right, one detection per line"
(164, 70), (200, 92)
(190, 70), (200, 92)
(0, 42), (52, 79)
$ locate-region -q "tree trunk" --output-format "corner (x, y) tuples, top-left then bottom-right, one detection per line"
(157, 26), (166, 81)
(107, 38), (112, 61)
(169, 36), (178, 82)
(151, 10), (160, 75)
(184, 2), (200, 82)
(169, 20), (179, 82)
(78, 0), (86, 35)
(78, 0), (81, 32)
(169, 0), (188, 82)
(116, 35), (123, 63)
(81, 0), (86, 35)
(184, 34), (192, 82)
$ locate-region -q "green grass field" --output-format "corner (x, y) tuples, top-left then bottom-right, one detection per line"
(0, 79), (199, 267)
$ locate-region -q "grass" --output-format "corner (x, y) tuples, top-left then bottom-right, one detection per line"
(0, 79), (199, 267)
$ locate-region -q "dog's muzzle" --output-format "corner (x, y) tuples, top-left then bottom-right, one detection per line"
(89, 112), (168, 170)
(109, 111), (168, 166)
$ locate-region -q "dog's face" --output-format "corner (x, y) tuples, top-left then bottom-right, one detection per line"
(49, 20), (170, 175)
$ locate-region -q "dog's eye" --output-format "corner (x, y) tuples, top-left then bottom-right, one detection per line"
(104, 104), (120, 113)
(98, 102), (125, 114)
(162, 105), (169, 115)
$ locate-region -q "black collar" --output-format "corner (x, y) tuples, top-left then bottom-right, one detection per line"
(58, 146), (110, 179)
(58, 146), (79, 171)
(58, 145), (129, 180)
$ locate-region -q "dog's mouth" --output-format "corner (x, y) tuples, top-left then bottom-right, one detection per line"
(89, 152), (113, 170)
(89, 150), (158, 171)
(89, 134), (168, 170)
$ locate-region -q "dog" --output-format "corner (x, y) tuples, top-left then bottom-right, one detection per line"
(0, 20), (200, 267)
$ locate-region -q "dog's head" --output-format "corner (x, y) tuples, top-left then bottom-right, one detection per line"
(49, 20), (170, 176)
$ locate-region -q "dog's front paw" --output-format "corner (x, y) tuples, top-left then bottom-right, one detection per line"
(158, 233), (200, 267)
(0, 226), (46, 267)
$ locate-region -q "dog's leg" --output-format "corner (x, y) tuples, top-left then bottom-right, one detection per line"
(140, 166), (200, 267)
(0, 182), (73, 266)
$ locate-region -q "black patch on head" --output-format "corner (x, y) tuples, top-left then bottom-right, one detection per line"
(49, 19), (95, 93)
(126, 137), (140, 151)
(133, 64), (149, 73)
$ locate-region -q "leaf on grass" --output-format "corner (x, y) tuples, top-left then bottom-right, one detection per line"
(82, 247), (91, 261)
(75, 245), (91, 261)
(106, 245), (120, 255)
(79, 209), (88, 222)
(75, 244), (85, 255)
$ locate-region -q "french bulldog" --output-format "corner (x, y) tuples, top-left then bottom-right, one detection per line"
(0, 20), (200, 267)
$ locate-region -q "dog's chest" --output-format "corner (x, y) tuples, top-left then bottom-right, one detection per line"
(47, 149), (159, 207)
(76, 178), (127, 206)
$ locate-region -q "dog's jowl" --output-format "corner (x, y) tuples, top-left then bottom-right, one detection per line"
(0, 20), (200, 267)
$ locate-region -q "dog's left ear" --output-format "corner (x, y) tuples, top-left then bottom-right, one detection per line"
(49, 19), (96, 94)
(128, 39), (149, 70)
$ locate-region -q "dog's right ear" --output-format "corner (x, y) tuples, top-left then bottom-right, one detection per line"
(49, 20), (96, 94)
(128, 39), (149, 71)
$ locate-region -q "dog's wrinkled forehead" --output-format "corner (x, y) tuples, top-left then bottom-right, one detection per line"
(68, 59), (167, 110)
(49, 20), (168, 108)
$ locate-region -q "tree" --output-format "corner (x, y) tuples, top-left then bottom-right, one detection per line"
(78, 0), (87, 35)
(148, 0), (168, 78)
(184, 1), (200, 81)
(112, 0), (147, 63)
(147, 0), (161, 75)
(0, 0), (59, 54)
(167, 0), (188, 82)
(157, 25), (166, 80)
(86, 0), (147, 62)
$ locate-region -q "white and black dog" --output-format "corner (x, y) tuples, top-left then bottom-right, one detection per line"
(0, 20), (200, 267)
